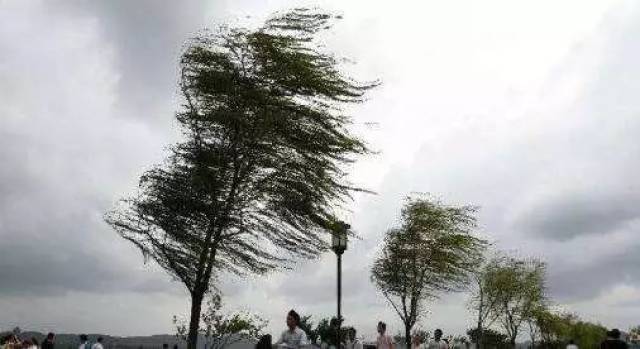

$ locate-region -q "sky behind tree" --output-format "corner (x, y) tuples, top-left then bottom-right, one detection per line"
(1, 0), (639, 340)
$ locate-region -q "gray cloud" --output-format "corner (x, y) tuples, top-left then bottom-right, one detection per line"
(2, 0), (640, 338)
(45, 0), (209, 125)
(0, 0), (174, 298)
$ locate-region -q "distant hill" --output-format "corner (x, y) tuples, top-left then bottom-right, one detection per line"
(2, 331), (256, 349)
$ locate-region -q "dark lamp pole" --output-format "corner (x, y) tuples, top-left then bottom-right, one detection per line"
(331, 221), (349, 347)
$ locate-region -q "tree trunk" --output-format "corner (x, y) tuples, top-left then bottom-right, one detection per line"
(405, 323), (412, 349)
(188, 291), (205, 349)
(476, 281), (483, 349)
(510, 337), (516, 349)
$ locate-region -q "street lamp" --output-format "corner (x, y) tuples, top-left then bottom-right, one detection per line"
(331, 221), (349, 346)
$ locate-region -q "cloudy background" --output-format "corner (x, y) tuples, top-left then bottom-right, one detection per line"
(1, 0), (639, 340)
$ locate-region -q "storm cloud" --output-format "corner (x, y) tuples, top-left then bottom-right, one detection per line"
(1, 0), (639, 339)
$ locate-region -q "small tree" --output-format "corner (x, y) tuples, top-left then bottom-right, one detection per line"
(467, 328), (508, 349)
(175, 291), (267, 349)
(371, 196), (487, 349)
(485, 257), (547, 348)
(315, 316), (353, 346)
(468, 257), (503, 349)
(299, 315), (319, 344)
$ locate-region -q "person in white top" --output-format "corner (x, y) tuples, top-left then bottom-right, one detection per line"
(566, 339), (578, 349)
(78, 334), (89, 349)
(275, 309), (309, 349)
(91, 337), (104, 349)
(376, 322), (394, 349)
(427, 329), (448, 349)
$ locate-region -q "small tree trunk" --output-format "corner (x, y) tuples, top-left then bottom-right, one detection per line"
(476, 281), (483, 349)
(188, 291), (205, 349)
(405, 324), (412, 349)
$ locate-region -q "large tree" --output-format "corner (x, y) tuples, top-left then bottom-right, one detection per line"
(106, 8), (377, 349)
(371, 196), (487, 349)
(484, 256), (547, 348)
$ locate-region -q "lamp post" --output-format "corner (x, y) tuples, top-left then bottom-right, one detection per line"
(331, 221), (349, 346)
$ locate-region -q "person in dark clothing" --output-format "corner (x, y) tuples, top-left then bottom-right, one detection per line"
(256, 334), (272, 349)
(42, 333), (55, 349)
(600, 329), (628, 349)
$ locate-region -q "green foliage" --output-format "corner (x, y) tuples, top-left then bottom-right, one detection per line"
(564, 318), (607, 349)
(174, 292), (267, 349)
(371, 195), (487, 349)
(313, 316), (357, 347)
(482, 256), (547, 346)
(467, 328), (509, 348)
(105, 7), (376, 349)
(298, 315), (318, 343)
(468, 256), (505, 349)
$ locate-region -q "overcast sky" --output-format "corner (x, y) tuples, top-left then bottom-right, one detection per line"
(2, 0), (640, 340)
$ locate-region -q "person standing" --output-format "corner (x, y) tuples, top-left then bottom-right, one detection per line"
(91, 337), (104, 349)
(275, 310), (309, 349)
(376, 322), (394, 349)
(427, 330), (448, 349)
(41, 333), (55, 349)
(78, 335), (89, 349)
(600, 329), (628, 349)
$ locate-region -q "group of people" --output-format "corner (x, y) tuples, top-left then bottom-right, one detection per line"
(259, 310), (455, 349)
(0, 333), (54, 349)
(264, 310), (634, 349)
(377, 322), (450, 349)
(77, 334), (105, 349)
(0, 333), (104, 349)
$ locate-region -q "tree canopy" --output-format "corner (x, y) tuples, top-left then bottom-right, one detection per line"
(482, 256), (547, 347)
(371, 195), (487, 349)
(106, 8), (377, 349)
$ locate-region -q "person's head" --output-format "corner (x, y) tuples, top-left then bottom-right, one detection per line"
(434, 329), (443, 341)
(568, 339), (575, 345)
(256, 334), (272, 349)
(163, 344), (169, 349)
(287, 309), (300, 330)
(412, 335), (421, 346)
(31, 337), (39, 346)
(97, 337), (103, 344)
(610, 329), (621, 339)
(80, 334), (88, 342)
(377, 322), (386, 335)
(47, 333), (55, 341)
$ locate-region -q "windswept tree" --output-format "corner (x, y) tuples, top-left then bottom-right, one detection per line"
(106, 8), (377, 349)
(468, 256), (505, 349)
(371, 196), (487, 349)
(485, 256), (547, 348)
